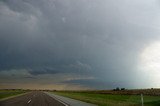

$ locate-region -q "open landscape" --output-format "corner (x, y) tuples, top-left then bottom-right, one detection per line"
(53, 89), (160, 106)
(1, 0), (160, 106)
(1, 89), (160, 106)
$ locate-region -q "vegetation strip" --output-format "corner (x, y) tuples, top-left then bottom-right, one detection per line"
(53, 91), (160, 106)
(0, 90), (29, 101)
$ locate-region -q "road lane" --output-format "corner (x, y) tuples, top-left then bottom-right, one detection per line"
(0, 91), (65, 106)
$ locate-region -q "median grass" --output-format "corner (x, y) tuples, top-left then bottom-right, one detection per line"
(0, 89), (27, 100)
(53, 91), (160, 106)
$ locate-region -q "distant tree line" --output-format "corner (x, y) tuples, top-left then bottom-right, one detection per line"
(113, 87), (126, 91)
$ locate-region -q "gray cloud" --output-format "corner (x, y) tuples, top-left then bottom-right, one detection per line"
(1, 0), (160, 89)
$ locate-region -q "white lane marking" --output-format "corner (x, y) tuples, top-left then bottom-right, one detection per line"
(27, 99), (31, 104)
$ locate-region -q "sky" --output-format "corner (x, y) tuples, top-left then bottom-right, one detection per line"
(1, 0), (160, 90)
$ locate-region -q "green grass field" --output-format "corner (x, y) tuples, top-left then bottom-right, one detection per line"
(53, 92), (160, 106)
(0, 90), (27, 100)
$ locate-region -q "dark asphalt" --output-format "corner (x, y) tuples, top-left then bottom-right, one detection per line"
(0, 91), (65, 106)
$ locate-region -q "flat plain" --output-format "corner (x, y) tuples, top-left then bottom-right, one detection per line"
(53, 89), (160, 106)
(1, 89), (160, 106)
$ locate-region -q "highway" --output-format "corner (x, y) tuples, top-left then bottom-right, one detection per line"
(0, 91), (65, 106)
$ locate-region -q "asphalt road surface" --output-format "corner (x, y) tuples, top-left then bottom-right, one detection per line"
(0, 91), (65, 106)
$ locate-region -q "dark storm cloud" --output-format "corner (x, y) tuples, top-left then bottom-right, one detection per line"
(1, 0), (160, 89)
(26, 60), (91, 75)
(0, 0), (105, 72)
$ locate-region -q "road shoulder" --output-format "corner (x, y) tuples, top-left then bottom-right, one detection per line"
(45, 92), (97, 106)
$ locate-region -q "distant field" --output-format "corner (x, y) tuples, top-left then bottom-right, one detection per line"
(0, 90), (27, 100)
(53, 90), (160, 106)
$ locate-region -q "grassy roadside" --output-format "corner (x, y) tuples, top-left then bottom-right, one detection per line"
(53, 92), (160, 106)
(0, 90), (28, 101)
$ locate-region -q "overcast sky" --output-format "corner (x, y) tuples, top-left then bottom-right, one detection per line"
(1, 0), (160, 90)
